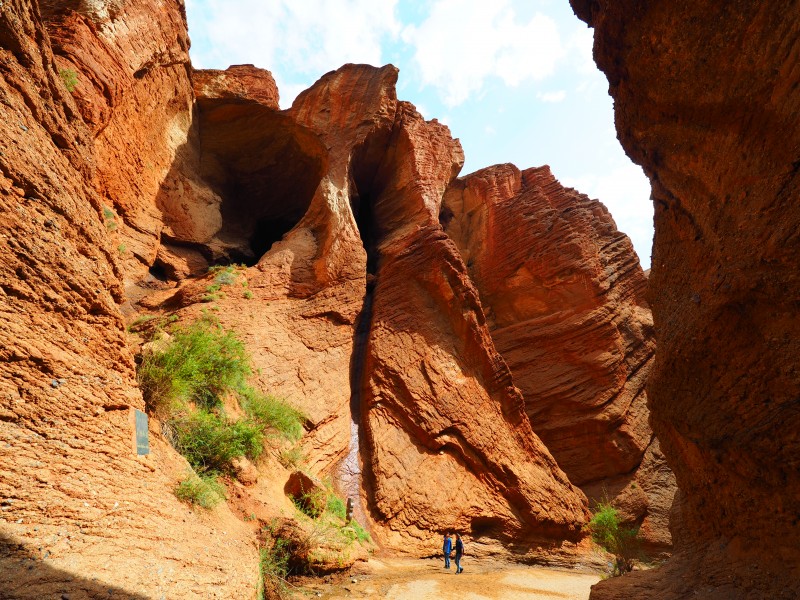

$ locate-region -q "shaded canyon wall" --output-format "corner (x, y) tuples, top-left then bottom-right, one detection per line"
(571, 0), (800, 598)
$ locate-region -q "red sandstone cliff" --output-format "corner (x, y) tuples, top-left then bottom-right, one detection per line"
(442, 163), (674, 554)
(0, 0), (678, 595)
(0, 1), (258, 597)
(158, 64), (592, 558)
(571, 1), (800, 598)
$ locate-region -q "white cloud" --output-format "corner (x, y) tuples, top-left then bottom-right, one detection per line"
(485, 125), (497, 135)
(562, 163), (654, 268)
(186, 0), (401, 90)
(401, 0), (563, 106)
(537, 90), (566, 103)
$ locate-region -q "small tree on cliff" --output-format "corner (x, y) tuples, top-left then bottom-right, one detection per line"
(587, 501), (641, 576)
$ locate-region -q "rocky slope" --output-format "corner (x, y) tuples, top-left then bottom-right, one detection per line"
(0, 1), (258, 598)
(571, 0), (800, 598)
(442, 164), (672, 554)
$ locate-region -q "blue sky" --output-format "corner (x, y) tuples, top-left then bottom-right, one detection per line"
(184, 0), (653, 267)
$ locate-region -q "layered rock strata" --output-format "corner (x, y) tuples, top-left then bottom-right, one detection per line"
(0, 1), (257, 598)
(166, 64), (592, 557)
(442, 164), (672, 554)
(571, 0), (800, 597)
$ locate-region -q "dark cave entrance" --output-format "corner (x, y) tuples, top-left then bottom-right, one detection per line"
(197, 103), (328, 266)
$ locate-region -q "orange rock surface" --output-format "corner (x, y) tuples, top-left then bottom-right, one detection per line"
(571, 0), (800, 598)
(160, 65), (592, 557)
(442, 164), (673, 553)
(0, 1), (257, 598)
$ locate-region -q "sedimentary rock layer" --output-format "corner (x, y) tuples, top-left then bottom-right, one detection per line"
(571, 1), (800, 597)
(168, 65), (592, 556)
(442, 164), (672, 553)
(0, 1), (258, 598)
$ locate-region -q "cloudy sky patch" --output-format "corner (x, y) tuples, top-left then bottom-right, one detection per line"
(185, 0), (653, 266)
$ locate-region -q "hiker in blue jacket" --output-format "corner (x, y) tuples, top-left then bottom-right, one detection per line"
(454, 533), (464, 574)
(442, 533), (452, 569)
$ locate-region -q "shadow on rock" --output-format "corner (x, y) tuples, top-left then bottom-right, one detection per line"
(0, 532), (147, 600)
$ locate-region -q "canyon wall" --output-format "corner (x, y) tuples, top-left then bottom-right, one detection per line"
(571, 1), (800, 598)
(159, 64), (593, 558)
(442, 164), (672, 554)
(0, 0), (678, 595)
(0, 1), (258, 598)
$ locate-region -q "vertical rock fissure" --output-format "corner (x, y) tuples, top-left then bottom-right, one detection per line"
(339, 179), (382, 527)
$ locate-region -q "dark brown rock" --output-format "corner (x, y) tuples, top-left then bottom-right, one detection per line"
(572, 0), (800, 597)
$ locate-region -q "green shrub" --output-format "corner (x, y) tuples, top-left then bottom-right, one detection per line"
(342, 520), (370, 543)
(174, 472), (225, 508)
(59, 68), (78, 92)
(259, 538), (292, 598)
(327, 494), (347, 520)
(587, 501), (641, 576)
(240, 386), (305, 441)
(243, 290), (254, 299)
(137, 317), (250, 413)
(172, 409), (264, 474)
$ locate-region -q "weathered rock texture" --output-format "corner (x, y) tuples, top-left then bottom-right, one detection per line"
(358, 108), (590, 557)
(442, 164), (673, 554)
(157, 64), (592, 558)
(0, 1), (258, 598)
(571, 0), (800, 597)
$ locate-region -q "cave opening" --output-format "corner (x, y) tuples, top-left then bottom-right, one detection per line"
(197, 104), (328, 266)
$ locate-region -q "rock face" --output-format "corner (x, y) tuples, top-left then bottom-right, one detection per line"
(0, 1), (257, 598)
(1, 0), (675, 594)
(167, 64), (592, 557)
(571, 1), (800, 598)
(442, 164), (672, 554)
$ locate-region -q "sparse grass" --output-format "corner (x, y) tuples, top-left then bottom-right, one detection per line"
(241, 387), (305, 441)
(172, 409), (264, 474)
(137, 316), (249, 413)
(127, 314), (155, 332)
(102, 206), (117, 231)
(59, 68), (78, 92)
(278, 446), (306, 469)
(259, 538), (291, 598)
(174, 472), (225, 508)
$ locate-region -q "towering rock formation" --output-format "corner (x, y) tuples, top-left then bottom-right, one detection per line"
(571, 1), (800, 598)
(168, 64), (592, 557)
(0, 1), (257, 598)
(442, 164), (673, 554)
(0, 0), (677, 595)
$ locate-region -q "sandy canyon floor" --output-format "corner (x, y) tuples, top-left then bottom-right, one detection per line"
(297, 558), (601, 600)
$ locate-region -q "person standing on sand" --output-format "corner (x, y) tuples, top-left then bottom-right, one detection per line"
(443, 533), (452, 569)
(454, 533), (464, 574)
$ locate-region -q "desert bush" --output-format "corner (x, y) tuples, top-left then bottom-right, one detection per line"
(172, 409), (264, 474)
(137, 316), (249, 413)
(241, 387), (305, 441)
(174, 472), (225, 508)
(587, 501), (641, 576)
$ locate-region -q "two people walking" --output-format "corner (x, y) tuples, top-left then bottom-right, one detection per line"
(442, 533), (464, 574)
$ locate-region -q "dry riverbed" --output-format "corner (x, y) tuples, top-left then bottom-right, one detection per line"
(296, 557), (601, 600)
